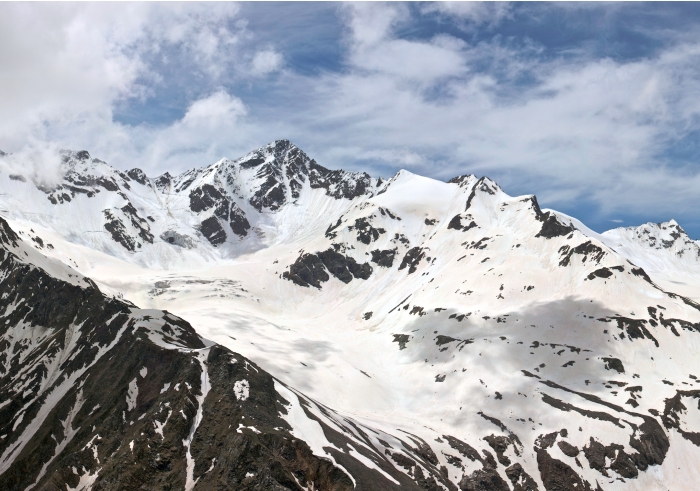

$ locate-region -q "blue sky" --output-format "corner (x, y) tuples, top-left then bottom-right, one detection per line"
(2, 3), (700, 236)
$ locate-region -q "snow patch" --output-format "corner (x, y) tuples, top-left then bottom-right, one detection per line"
(183, 349), (211, 491)
(126, 378), (138, 412)
(234, 379), (249, 401)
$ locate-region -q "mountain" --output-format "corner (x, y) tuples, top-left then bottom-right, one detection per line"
(1, 141), (700, 491)
(601, 220), (700, 301)
(0, 141), (376, 269)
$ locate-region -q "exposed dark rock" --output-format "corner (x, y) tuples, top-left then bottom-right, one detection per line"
(399, 247), (426, 274)
(189, 183), (227, 214)
(538, 379), (669, 474)
(630, 267), (654, 285)
(587, 267), (613, 280)
(536, 449), (593, 491)
(103, 210), (137, 251)
(0, 216), (414, 491)
(478, 413), (522, 449)
(154, 172), (171, 191)
(325, 217), (343, 239)
(447, 174), (476, 188)
(436, 335), (460, 346)
(378, 207), (401, 220)
(199, 216), (227, 246)
(354, 217), (385, 245)
(443, 436), (482, 463)
(387, 450), (416, 470)
(283, 253), (329, 289)
(317, 249), (353, 283)
(557, 441), (579, 458)
(447, 215), (463, 230)
(483, 435), (512, 466)
(393, 334), (410, 350)
(229, 202), (251, 237)
(662, 389), (700, 446)
(582, 438), (638, 479)
(371, 248), (397, 268)
(126, 168), (148, 184)
(582, 438), (613, 475)
(535, 431), (560, 450)
(121, 202), (154, 244)
(558, 241), (605, 267)
(541, 393), (624, 428)
(315, 248), (373, 283)
(505, 463), (539, 491)
(308, 160), (373, 200)
(458, 467), (510, 491)
(536, 213), (575, 239)
(602, 357), (625, 373)
(464, 178), (499, 213)
(609, 316), (658, 347)
(447, 215), (478, 232)
(250, 173), (286, 211)
(8, 175), (25, 182)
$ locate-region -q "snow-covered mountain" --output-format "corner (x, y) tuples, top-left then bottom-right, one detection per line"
(0, 141), (376, 269)
(601, 220), (700, 301)
(1, 141), (700, 491)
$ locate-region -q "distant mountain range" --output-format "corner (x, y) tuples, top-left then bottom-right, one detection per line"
(0, 141), (699, 490)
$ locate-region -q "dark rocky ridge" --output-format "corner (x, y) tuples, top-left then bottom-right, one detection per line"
(283, 248), (373, 288)
(236, 140), (375, 212)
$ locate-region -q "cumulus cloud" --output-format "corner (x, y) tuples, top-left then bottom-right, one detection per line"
(135, 90), (250, 171)
(0, 142), (64, 189)
(0, 3), (251, 151)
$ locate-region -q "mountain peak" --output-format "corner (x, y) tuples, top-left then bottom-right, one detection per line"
(448, 173), (477, 188)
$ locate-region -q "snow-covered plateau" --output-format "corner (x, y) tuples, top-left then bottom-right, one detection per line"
(0, 140), (699, 490)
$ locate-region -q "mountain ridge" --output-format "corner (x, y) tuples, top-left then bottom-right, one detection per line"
(1, 141), (700, 490)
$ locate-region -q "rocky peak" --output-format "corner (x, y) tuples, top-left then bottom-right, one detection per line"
(448, 173), (477, 188)
(627, 220), (693, 250)
(230, 140), (376, 211)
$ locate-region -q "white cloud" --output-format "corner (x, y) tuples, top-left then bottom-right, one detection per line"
(0, 3), (249, 151)
(421, 2), (512, 27)
(342, 3), (467, 85)
(251, 50), (284, 76)
(139, 90), (249, 171)
(0, 141), (64, 189)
